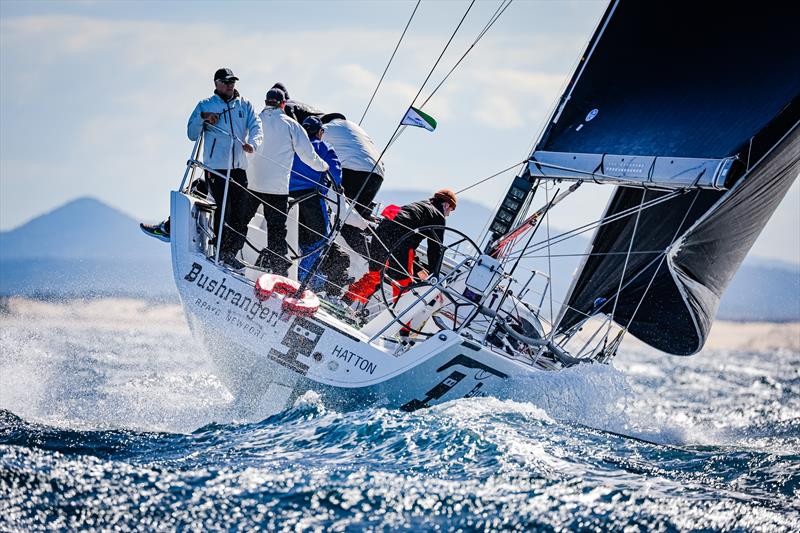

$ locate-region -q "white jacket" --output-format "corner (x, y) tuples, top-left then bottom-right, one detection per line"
(248, 107), (328, 194)
(322, 119), (385, 177)
(187, 93), (262, 170)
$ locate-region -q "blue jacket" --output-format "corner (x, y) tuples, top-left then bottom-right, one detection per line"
(187, 92), (262, 170)
(289, 139), (342, 193)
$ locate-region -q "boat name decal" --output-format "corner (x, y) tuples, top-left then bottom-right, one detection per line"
(184, 262), (280, 329)
(331, 344), (377, 375)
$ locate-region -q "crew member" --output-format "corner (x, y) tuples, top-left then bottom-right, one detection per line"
(247, 87), (328, 276)
(342, 189), (457, 304)
(289, 116), (350, 296)
(142, 68), (262, 273)
(320, 114), (386, 254)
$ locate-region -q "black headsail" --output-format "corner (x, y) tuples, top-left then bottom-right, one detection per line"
(528, 1), (800, 355)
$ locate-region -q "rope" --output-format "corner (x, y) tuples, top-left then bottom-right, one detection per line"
(622, 190), (702, 331)
(503, 189), (686, 260)
(519, 250), (665, 259)
(454, 159), (525, 194)
(218, 178), (420, 281)
(560, 190), (704, 356)
(296, 1), (477, 296)
(606, 188), (645, 335)
(418, 0), (513, 110)
(207, 154), (476, 273)
(544, 183), (555, 330)
(358, 0), (421, 126)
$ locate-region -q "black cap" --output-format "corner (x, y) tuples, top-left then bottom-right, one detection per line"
(271, 82), (289, 100)
(213, 67), (238, 82)
(266, 87), (286, 105)
(302, 116), (325, 135)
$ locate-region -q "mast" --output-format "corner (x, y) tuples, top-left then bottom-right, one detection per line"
(484, 0), (619, 254)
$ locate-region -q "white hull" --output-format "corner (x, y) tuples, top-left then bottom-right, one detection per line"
(170, 191), (553, 417)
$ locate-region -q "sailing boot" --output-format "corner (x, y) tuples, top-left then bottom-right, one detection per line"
(140, 218), (170, 242)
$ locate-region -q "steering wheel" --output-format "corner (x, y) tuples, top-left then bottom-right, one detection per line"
(377, 225), (481, 338)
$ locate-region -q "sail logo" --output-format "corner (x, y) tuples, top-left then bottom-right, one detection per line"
(585, 108), (599, 122)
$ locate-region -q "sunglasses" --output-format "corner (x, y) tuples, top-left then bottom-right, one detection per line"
(216, 79), (237, 85)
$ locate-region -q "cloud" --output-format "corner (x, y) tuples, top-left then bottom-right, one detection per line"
(2, 6), (793, 265)
(0, 12), (576, 228)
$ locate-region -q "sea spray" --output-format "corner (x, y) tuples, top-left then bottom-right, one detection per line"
(2, 300), (799, 530)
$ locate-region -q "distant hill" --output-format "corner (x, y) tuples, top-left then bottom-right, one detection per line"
(718, 262), (800, 322)
(0, 198), (174, 299)
(0, 197), (167, 260)
(1, 195), (798, 321)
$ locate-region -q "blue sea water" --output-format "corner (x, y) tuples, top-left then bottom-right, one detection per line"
(1, 299), (798, 531)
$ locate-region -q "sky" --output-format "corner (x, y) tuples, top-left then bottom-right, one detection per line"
(1, 0), (798, 264)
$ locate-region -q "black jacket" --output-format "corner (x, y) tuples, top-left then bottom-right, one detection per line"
(369, 199), (446, 278)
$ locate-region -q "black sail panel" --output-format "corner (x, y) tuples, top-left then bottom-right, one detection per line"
(557, 126), (799, 354)
(540, 1), (800, 354)
(669, 126), (800, 346)
(556, 187), (723, 354)
(538, 1), (800, 161)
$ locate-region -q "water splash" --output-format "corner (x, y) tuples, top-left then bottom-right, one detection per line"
(1, 299), (799, 530)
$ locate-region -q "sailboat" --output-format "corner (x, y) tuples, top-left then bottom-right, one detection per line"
(168, 1), (800, 416)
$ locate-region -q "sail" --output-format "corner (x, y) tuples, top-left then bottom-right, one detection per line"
(530, 1), (800, 190)
(543, 1), (800, 354)
(557, 126), (799, 354)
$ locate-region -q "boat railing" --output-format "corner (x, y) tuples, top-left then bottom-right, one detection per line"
(176, 128), (563, 358)
(178, 129), (485, 323)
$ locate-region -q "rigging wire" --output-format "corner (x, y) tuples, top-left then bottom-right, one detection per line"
(520, 250), (665, 259)
(482, 187), (560, 344)
(622, 190), (703, 332)
(418, 0), (513, 110)
(297, 0), (477, 296)
(454, 159), (526, 194)
(358, 0), (421, 127)
(566, 190), (704, 358)
(204, 117), (687, 282)
(503, 189), (686, 259)
(385, 0), (514, 150)
(201, 124), (701, 351)
(202, 121), (521, 268)
(212, 162), (683, 328)
(544, 182), (555, 330)
(606, 188), (646, 337)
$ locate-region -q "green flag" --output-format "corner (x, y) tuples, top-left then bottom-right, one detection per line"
(400, 106), (437, 131)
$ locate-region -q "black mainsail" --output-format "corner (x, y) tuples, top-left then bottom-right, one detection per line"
(527, 1), (800, 354)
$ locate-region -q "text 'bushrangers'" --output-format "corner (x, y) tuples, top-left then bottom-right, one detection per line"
(184, 262), (278, 323)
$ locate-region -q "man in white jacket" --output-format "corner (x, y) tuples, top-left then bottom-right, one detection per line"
(247, 87), (328, 276)
(321, 115), (385, 217)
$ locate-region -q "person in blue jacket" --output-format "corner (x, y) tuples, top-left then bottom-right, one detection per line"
(290, 116), (350, 296)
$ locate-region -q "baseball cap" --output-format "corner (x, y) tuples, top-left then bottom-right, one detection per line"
(271, 82), (290, 100)
(213, 67), (238, 82)
(266, 87), (286, 105)
(302, 116), (325, 135)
